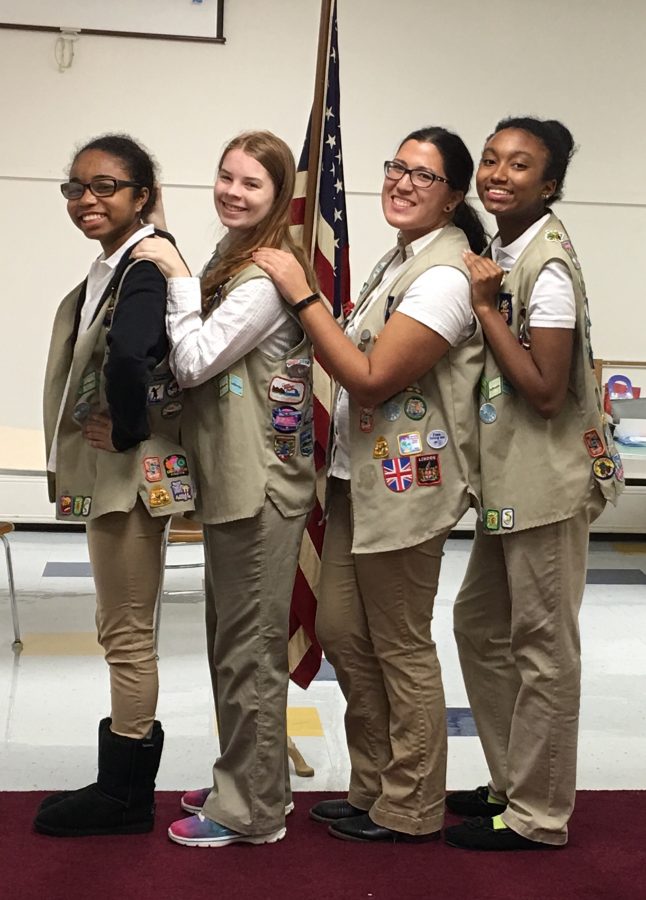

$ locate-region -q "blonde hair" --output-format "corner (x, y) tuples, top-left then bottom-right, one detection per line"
(201, 130), (316, 312)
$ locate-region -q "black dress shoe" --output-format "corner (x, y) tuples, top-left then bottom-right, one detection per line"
(329, 813), (440, 844)
(444, 817), (557, 851)
(309, 798), (366, 823)
(445, 785), (507, 818)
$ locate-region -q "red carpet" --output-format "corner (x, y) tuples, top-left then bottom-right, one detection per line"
(2, 791), (645, 900)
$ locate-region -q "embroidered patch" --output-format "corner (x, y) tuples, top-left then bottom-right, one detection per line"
(147, 383), (164, 405)
(592, 456), (616, 480)
(82, 497), (92, 517)
(416, 454), (441, 486)
(269, 376), (305, 405)
(164, 454), (189, 478)
(59, 495), (72, 516)
(404, 396), (427, 421)
(161, 401), (183, 419)
(372, 435), (389, 459)
(166, 379), (181, 399)
(218, 375), (230, 397)
(300, 429), (314, 457)
(583, 429), (605, 459)
(72, 496), (84, 516)
(149, 487), (172, 508)
(397, 431), (423, 456)
(77, 371), (99, 397)
(274, 435), (296, 461)
(561, 239), (581, 269)
(498, 292), (513, 325)
(484, 509), (500, 530)
(170, 480), (192, 502)
(229, 375), (244, 397)
(545, 229), (565, 242)
(286, 357), (311, 377)
(271, 406), (302, 433)
(382, 456), (413, 492)
(501, 508), (515, 529)
(426, 429), (448, 450)
(143, 456), (162, 483)
(611, 452), (625, 482)
(359, 407), (375, 433)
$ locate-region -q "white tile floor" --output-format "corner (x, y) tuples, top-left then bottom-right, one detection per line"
(1, 530), (645, 793)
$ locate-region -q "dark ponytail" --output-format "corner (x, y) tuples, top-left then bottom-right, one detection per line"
(402, 126), (487, 253)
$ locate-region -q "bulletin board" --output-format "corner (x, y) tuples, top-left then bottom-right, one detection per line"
(0, 0), (225, 43)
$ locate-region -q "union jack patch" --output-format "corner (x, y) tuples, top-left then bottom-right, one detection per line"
(382, 456), (413, 492)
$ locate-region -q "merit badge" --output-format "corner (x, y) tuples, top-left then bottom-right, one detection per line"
(359, 407), (375, 433)
(611, 452), (625, 482)
(501, 508), (515, 529)
(300, 429), (314, 457)
(166, 379), (181, 399)
(404, 396), (427, 421)
(161, 401), (183, 419)
(82, 497), (92, 517)
(274, 435), (296, 461)
(382, 456), (413, 492)
(143, 456), (162, 483)
(170, 480), (192, 502)
(397, 431), (423, 456)
(592, 456), (616, 480)
(269, 375), (305, 405)
(479, 402), (497, 424)
(286, 357), (311, 377)
(147, 383), (164, 405)
(498, 292), (513, 326)
(73, 496), (84, 516)
(59, 495), (72, 516)
(382, 400), (402, 422)
(561, 239), (581, 270)
(229, 375), (244, 397)
(426, 429), (448, 450)
(148, 487), (171, 508)
(416, 454), (441, 486)
(218, 375), (230, 397)
(72, 401), (91, 423)
(164, 454), (189, 478)
(583, 429), (605, 458)
(484, 509), (500, 531)
(272, 406), (302, 433)
(78, 370), (99, 397)
(545, 229), (565, 242)
(373, 435), (389, 459)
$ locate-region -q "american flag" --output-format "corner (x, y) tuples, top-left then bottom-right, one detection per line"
(383, 457), (414, 493)
(288, 0), (351, 689)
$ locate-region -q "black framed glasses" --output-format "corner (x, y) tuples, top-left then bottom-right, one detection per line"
(383, 161), (451, 189)
(60, 177), (141, 200)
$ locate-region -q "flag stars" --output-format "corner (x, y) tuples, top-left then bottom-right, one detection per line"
(334, 209), (343, 222)
(335, 179), (343, 193)
(330, 47), (337, 63)
(326, 133), (337, 149)
(325, 106), (334, 121)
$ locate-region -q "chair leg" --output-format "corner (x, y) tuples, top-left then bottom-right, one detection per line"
(153, 520), (171, 657)
(1, 534), (22, 651)
(287, 736), (315, 777)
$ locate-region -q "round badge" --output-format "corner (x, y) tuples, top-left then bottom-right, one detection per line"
(360, 329), (371, 343)
(427, 429), (448, 450)
(592, 456), (616, 480)
(382, 400), (402, 422)
(404, 396), (427, 421)
(479, 402), (497, 424)
(161, 401), (183, 419)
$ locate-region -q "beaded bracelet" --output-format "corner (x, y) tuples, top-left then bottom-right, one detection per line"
(291, 292), (321, 314)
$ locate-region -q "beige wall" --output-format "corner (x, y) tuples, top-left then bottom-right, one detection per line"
(1, 0), (645, 472)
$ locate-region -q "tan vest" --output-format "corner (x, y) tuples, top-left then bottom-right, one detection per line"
(181, 264), (316, 524)
(44, 260), (195, 521)
(343, 224), (483, 553)
(478, 214), (624, 534)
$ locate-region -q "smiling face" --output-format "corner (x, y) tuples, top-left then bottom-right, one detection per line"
(214, 148), (276, 235)
(476, 128), (557, 243)
(381, 139), (461, 243)
(66, 149), (148, 257)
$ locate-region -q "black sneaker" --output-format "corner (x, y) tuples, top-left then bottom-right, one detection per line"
(444, 816), (558, 851)
(445, 785), (507, 818)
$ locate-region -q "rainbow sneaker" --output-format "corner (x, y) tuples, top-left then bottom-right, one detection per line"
(180, 788), (294, 816)
(168, 812), (286, 848)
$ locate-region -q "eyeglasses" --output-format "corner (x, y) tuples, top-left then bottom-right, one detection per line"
(60, 177), (141, 200)
(383, 161), (451, 189)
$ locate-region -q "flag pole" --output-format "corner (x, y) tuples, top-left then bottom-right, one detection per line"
(302, 0), (334, 257)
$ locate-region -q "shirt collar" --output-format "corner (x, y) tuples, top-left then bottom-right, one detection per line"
(95, 223), (155, 270)
(491, 213), (551, 268)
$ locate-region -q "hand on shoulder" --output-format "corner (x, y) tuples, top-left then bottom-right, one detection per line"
(131, 236), (191, 279)
(252, 248), (312, 305)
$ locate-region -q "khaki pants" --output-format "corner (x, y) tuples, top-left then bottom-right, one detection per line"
(86, 499), (167, 739)
(201, 497), (307, 835)
(453, 501), (602, 845)
(317, 479), (449, 836)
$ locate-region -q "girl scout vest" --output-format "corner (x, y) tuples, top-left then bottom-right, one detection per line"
(478, 213), (624, 534)
(44, 258), (195, 522)
(344, 224), (483, 554)
(181, 263), (316, 525)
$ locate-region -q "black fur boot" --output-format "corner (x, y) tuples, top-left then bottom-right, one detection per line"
(34, 721), (164, 836)
(37, 717), (112, 814)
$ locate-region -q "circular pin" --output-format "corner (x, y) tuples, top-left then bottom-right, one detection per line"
(404, 396), (427, 421)
(358, 341), (367, 352)
(592, 456), (616, 480)
(72, 401), (91, 423)
(360, 329), (371, 343)
(479, 402), (497, 424)
(382, 400), (402, 422)
(427, 429), (448, 449)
